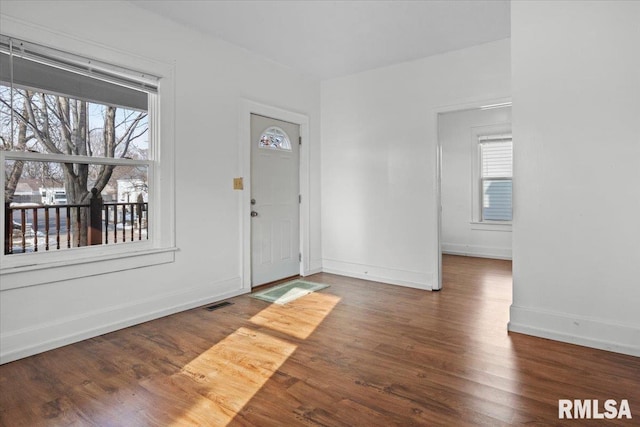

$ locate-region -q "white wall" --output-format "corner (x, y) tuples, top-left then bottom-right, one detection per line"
(510, 1), (640, 356)
(440, 107), (512, 260)
(321, 39), (511, 289)
(0, 1), (321, 363)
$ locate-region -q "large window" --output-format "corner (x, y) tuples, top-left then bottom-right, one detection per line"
(479, 135), (512, 222)
(1, 35), (159, 262)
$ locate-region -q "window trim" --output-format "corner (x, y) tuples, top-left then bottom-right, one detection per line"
(0, 27), (176, 289)
(0, 247), (178, 291)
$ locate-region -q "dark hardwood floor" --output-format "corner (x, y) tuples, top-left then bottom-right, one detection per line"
(1, 255), (638, 426)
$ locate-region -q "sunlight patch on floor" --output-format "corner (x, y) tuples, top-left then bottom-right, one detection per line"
(162, 292), (341, 425)
(166, 327), (297, 426)
(250, 291), (342, 339)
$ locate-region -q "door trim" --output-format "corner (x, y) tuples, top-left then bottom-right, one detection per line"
(239, 99), (310, 289)
(433, 97), (511, 291)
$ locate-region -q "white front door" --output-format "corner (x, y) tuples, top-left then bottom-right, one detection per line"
(250, 114), (300, 287)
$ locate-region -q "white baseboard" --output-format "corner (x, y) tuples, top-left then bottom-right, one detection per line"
(509, 305), (640, 357)
(0, 277), (247, 364)
(321, 258), (432, 290)
(441, 242), (512, 260)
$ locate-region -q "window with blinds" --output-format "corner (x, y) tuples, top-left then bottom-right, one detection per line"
(479, 135), (512, 221)
(0, 34), (160, 258)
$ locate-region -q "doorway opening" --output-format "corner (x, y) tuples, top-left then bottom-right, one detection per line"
(436, 101), (512, 290)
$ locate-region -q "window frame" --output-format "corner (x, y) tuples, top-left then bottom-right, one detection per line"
(0, 31), (176, 291)
(479, 137), (513, 222)
(470, 125), (513, 229)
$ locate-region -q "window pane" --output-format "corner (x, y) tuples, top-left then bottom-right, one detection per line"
(481, 141), (512, 178)
(482, 179), (512, 221)
(5, 160), (149, 254)
(259, 126), (292, 151)
(0, 85), (148, 159)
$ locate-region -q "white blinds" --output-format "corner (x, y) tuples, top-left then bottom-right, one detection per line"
(480, 138), (512, 178)
(0, 35), (158, 111)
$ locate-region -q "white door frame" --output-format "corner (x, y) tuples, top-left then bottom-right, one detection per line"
(433, 97), (511, 290)
(239, 99), (310, 289)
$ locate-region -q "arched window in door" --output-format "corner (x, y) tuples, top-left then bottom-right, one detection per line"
(258, 126), (291, 151)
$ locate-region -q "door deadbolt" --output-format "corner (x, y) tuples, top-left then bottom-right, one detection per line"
(251, 198), (256, 205)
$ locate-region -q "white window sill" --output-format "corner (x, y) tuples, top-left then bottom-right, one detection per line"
(0, 246), (178, 291)
(470, 221), (512, 232)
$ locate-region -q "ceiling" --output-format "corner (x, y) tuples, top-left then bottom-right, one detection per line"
(131, 0), (510, 80)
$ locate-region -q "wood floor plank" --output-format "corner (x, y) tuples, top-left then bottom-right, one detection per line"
(1, 255), (638, 426)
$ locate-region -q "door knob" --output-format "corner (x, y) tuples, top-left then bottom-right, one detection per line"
(251, 211), (258, 217)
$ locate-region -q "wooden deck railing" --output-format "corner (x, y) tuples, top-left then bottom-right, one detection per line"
(5, 188), (148, 255)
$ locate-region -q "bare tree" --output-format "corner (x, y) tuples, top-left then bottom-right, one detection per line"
(3, 104), (31, 202)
